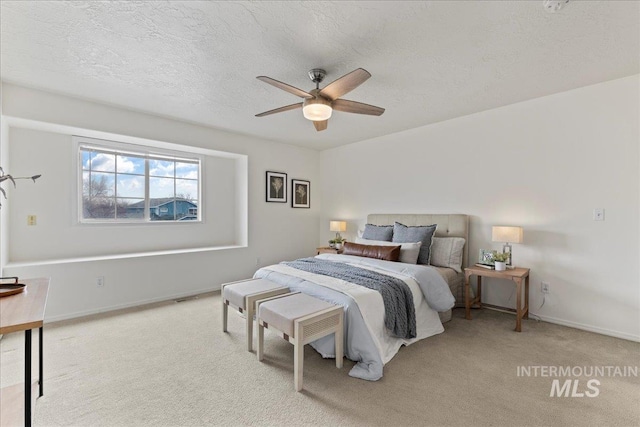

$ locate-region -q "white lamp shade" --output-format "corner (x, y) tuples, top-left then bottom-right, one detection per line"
(303, 96), (332, 121)
(329, 221), (347, 232)
(492, 226), (523, 244)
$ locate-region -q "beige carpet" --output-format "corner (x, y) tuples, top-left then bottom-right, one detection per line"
(1, 292), (638, 427)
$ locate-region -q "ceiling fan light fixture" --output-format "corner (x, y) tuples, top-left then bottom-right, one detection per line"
(302, 98), (332, 121)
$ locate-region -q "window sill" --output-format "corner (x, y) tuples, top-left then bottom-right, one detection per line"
(5, 245), (246, 268)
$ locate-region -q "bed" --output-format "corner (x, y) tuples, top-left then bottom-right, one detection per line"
(254, 214), (469, 381)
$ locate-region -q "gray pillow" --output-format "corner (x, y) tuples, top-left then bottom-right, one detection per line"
(392, 222), (437, 265)
(362, 223), (393, 241)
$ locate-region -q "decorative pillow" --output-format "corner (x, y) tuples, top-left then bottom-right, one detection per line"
(392, 222), (437, 265)
(362, 223), (393, 241)
(342, 241), (401, 262)
(429, 237), (466, 273)
(355, 237), (422, 264)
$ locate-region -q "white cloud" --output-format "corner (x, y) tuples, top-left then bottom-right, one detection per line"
(117, 176), (144, 198)
(149, 160), (174, 177)
(88, 153), (136, 173)
(176, 162), (199, 179)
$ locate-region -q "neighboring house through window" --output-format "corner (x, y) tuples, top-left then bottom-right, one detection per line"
(77, 137), (202, 223)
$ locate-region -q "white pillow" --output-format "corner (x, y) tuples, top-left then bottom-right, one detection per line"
(429, 237), (465, 273)
(354, 237), (422, 264)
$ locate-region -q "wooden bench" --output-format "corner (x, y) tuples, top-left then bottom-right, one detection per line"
(256, 292), (344, 391)
(221, 278), (289, 351)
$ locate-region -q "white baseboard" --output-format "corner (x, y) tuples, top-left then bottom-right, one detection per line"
(45, 286), (221, 323)
(531, 312), (640, 343)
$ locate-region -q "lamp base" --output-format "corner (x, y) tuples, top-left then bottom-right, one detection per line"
(503, 243), (513, 266)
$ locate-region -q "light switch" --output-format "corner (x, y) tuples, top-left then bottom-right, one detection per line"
(593, 208), (604, 221)
(27, 215), (37, 226)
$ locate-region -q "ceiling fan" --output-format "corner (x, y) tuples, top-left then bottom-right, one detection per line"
(255, 68), (385, 131)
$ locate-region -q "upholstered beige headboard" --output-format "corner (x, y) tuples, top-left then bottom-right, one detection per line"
(367, 214), (470, 268)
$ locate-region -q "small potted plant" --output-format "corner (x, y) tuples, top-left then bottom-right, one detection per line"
(492, 251), (510, 271)
(329, 238), (345, 250)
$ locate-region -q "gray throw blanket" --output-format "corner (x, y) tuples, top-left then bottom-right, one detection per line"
(282, 258), (416, 339)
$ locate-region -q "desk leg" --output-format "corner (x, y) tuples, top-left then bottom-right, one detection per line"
(477, 276), (482, 309)
(515, 278), (523, 332)
(39, 326), (44, 397)
(524, 276), (530, 320)
(25, 329), (32, 427)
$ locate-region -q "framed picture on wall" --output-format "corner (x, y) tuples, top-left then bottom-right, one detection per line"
(291, 179), (310, 208)
(266, 171), (287, 203)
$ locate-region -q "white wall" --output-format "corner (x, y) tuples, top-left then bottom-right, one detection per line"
(1, 83), (320, 321)
(0, 85), (8, 270)
(319, 75), (640, 341)
(7, 128), (241, 261)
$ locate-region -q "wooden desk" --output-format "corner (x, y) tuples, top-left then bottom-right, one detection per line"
(0, 278), (50, 427)
(464, 266), (530, 332)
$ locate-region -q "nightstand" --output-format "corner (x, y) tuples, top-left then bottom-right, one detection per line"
(316, 247), (343, 255)
(464, 265), (530, 332)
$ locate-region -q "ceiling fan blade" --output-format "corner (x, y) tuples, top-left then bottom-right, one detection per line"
(255, 103), (303, 117)
(256, 76), (313, 98)
(332, 99), (385, 116)
(319, 68), (371, 101)
(313, 120), (328, 131)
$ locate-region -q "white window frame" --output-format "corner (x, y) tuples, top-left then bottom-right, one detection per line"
(73, 136), (203, 225)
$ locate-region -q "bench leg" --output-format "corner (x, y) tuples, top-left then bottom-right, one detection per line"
(222, 300), (228, 332)
(335, 326), (343, 369)
(246, 305), (254, 352)
(294, 341), (304, 392)
(257, 322), (264, 361)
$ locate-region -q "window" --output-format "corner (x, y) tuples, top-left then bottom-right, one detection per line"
(78, 139), (201, 223)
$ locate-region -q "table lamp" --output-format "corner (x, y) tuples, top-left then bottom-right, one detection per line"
(329, 220), (347, 241)
(492, 226), (523, 267)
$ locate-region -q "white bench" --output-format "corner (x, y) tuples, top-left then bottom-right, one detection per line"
(221, 278), (289, 351)
(256, 292), (344, 392)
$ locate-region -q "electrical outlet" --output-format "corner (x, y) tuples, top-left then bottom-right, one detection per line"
(256, 257), (261, 267)
(541, 282), (550, 294)
(96, 276), (105, 287)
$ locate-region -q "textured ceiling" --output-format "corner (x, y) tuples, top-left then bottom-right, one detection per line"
(1, 1), (638, 150)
